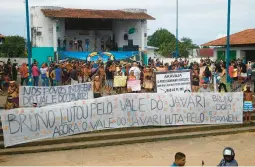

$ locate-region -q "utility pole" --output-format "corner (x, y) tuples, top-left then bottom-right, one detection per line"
(25, 0), (32, 75)
(226, 0), (231, 83)
(176, 0), (179, 58)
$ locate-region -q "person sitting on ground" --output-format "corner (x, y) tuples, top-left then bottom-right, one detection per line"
(199, 82), (211, 93)
(217, 147), (238, 166)
(171, 152), (186, 167)
(243, 84), (253, 123)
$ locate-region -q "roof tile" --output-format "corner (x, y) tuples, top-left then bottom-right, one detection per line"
(202, 29), (255, 46)
(41, 8), (155, 20)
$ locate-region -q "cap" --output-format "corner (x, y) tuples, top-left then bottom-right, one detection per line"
(10, 81), (15, 84)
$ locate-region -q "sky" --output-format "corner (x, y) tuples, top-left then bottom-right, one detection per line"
(1, 0), (255, 45)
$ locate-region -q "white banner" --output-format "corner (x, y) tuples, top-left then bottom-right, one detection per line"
(2, 92), (243, 147)
(19, 83), (94, 107)
(156, 70), (192, 93)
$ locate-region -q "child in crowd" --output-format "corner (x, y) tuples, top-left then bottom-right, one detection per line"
(171, 152), (186, 167)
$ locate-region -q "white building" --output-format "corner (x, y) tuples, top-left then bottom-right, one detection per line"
(30, 6), (155, 65)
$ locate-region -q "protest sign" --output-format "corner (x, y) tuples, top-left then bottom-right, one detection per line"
(127, 80), (141, 91)
(155, 70), (192, 93)
(114, 76), (127, 87)
(2, 92), (243, 147)
(19, 83), (94, 107)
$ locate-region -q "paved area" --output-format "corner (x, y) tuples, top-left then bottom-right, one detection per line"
(0, 132), (255, 166)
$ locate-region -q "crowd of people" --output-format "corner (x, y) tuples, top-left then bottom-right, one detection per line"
(1, 57), (254, 116)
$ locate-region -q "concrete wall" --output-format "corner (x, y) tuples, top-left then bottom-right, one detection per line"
(0, 58), (28, 65)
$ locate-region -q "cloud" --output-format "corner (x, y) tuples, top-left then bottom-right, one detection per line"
(1, 0), (255, 44)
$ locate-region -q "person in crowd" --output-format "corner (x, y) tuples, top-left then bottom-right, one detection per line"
(114, 65), (124, 94)
(143, 68), (154, 92)
(5, 81), (19, 109)
(105, 62), (114, 95)
(203, 66), (211, 83)
(19, 63), (29, 86)
(217, 147), (238, 166)
(78, 39), (83, 51)
(192, 69), (200, 92)
(243, 84), (253, 123)
(93, 76), (102, 98)
(70, 65), (78, 85)
(83, 64), (91, 82)
(40, 63), (49, 86)
(61, 64), (70, 85)
(74, 37), (78, 51)
(33, 103), (38, 108)
(85, 37), (90, 52)
(129, 62), (141, 80)
(199, 82), (211, 93)
(217, 64), (228, 92)
(12, 59), (18, 81)
(32, 63), (40, 86)
(50, 65), (62, 86)
(171, 152), (186, 167)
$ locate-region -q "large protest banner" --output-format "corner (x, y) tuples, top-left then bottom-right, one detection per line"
(2, 92), (243, 147)
(19, 83), (93, 107)
(155, 70), (192, 93)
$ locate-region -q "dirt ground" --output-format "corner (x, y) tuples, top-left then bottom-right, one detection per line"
(0, 132), (255, 166)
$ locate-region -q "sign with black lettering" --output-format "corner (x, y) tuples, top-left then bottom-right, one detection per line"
(155, 70), (192, 93)
(19, 83), (93, 107)
(2, 92), (243, 147)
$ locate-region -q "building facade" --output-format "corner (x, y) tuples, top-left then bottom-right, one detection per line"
(30, 6), (154, 65)
(202, 29), (255, 62)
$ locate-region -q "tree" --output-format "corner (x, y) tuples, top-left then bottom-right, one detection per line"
(0, 36), (26, 57)
(148, 29), (198, 58)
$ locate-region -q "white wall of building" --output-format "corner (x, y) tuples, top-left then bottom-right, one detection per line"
(30, 6), (62, 48)
(214, 47), (255, 60)
(112, 20), (146, 50)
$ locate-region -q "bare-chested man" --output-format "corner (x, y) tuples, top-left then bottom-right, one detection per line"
(93, 76), (102, 98)
(243, 84), (254, 123)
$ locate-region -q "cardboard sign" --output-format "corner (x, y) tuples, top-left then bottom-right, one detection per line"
(114, 76), (127, 87)
(127, 80), (141, 91)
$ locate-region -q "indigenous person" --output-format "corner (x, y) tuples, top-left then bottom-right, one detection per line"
(243, 84), (253, 123)
(93, 76), (102, 98)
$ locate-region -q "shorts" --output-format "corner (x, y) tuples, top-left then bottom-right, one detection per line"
(244, 101), (253, 112)
(94, 93), (102, 98)
(241, 73), (247, 78)
(106, 79), (113, 87)
(192, 81), (199, 86)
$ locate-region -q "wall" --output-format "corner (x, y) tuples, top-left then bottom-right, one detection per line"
(112, 20), (147, 50)
(32, 47), (54, 66)
(0, 58), (28, 65)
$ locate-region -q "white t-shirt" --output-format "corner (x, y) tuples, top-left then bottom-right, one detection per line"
(129, 67), (141, 80)
(40, 67), (48, 75)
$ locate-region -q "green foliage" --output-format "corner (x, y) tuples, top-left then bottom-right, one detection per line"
(0, 36), (26, 57)
(148, 29), (199, 58)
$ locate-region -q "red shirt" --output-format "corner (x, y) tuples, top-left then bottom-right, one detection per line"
(228, 66), (234, 78)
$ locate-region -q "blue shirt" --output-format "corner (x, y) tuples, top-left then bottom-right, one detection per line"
(93, 64), (98, 68)
(171, 163), (178, 167)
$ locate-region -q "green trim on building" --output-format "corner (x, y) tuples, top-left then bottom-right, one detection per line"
(217, 50), (236, 61)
